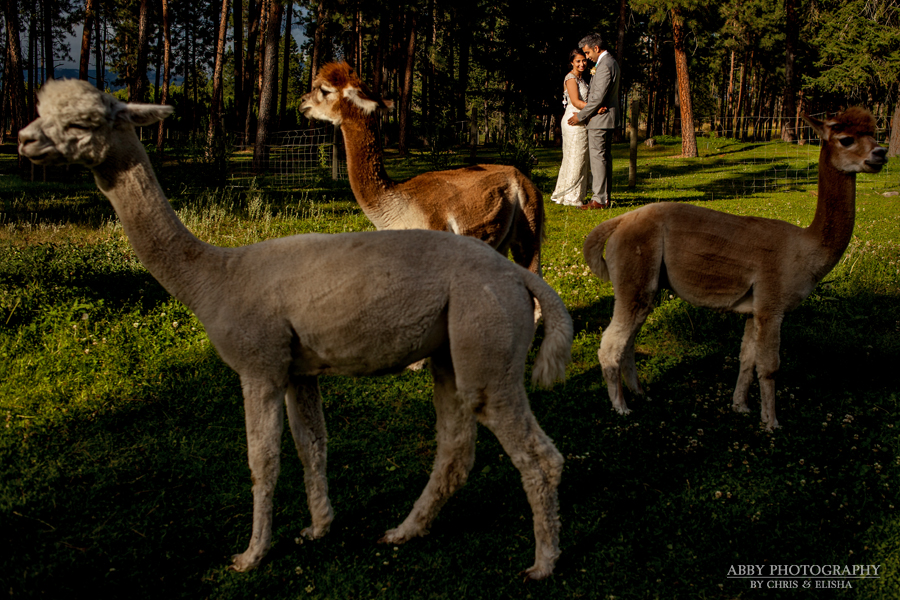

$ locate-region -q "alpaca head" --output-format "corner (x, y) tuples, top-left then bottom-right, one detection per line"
(18, 79), (174, 168)
(803, 107), (888, 174)
(300, 62), (393, 126)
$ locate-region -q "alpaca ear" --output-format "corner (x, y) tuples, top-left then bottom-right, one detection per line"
(802, 113), (827, 140)
(115, 104), (175, 127)
(343, 83), (392, 114)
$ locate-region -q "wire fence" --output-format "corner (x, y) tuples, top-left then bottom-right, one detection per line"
(228, 125), (348, 189)
(628, 112), (896, 202)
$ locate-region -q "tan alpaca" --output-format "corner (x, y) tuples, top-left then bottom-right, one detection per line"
(583, 108), (887, 431)
(19, 79), (574, 579)
(300, 62), (545, 275)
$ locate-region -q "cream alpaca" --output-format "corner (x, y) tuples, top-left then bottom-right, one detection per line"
(19, 79), (574, 579)
(583, 108), (887, 431)
(300, 62), (545, 276)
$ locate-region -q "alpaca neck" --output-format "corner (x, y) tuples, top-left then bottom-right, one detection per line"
(340, 115), (400, 228)
(92, 131), (218, 308)
(804, 149), (857, 278)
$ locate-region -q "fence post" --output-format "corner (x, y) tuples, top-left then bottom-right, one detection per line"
(331, 126), (340, 180)
(629, 99), (639, 188)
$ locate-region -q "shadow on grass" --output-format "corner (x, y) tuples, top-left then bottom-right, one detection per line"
(2, 289), (899, 599)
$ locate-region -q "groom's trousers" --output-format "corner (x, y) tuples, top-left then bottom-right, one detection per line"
(587, 127), (614, 204)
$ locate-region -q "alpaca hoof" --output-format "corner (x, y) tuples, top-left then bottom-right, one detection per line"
(522, 564), (554, 581)
(406, 359), (428, 371)
(731, 403), (751, 414)
(613, 405), (632, 415)
(379, 524), (426, 545)
(378, 529), (409, 545)
(762, 419), (781, 432)
(300, 523), (330, 540)
(230, 551), (261, 572)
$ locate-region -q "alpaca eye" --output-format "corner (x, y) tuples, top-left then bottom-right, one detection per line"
(838, 137), (854, 147)
(67, 123), (91, 131)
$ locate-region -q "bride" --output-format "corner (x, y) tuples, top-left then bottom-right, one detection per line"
(551, 49), (591, 206)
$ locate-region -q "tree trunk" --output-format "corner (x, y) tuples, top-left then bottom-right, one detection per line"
(233, 0), (243, 124)
(154, 33), (161, 102)
(43, 0), (54, 80)
(725, 49), (735, 137)
(242, 0), (262, 143)
(614, 0), (629, 142)
(94, 6), (104, 89)
(207, 0), (230, 150)
(280, 0), (292, 125)
(131, 0), (150, 101)
(628, 98), (638, 188)
(253, 0), (284, 170)
(456, 8), (471, 125)
(157, 0), (171, 155)
(795, 88), (806, 145)
(781, 0), (798, 141)
(257, 0), (268, 94)
(28, 16), (35, 118)
(373, 14), (386, 94)
(398, 7), (417, 154)
(422, 0), (433, 132)
(352, 1), (361, 69)
(671, 9), (697, 157)
(735, 50), (751, 141)
(888, 102), (900, 157)
(79, 0), (96, 81)
(309, 0), (330, 83)
(615, 0), (627, 64)
(3, 0), (28, 140)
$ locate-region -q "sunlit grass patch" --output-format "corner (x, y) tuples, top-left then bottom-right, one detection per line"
(0, 139), (898, 599)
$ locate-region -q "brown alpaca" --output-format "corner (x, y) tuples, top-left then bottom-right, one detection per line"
(583, 108), (888, 430)
(300, 62), (545, 275)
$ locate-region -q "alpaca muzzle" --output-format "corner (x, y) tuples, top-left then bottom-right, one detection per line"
(18, 121), (58, 165)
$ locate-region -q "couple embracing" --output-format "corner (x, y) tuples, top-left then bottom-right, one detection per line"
(550, 32), (621, 210)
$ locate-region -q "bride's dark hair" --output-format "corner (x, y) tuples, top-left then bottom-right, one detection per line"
(568, 48), (586, 65)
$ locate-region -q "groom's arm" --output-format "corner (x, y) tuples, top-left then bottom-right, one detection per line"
(576, 59), (614, 123)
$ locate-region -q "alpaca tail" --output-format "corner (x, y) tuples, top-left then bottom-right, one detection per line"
(523, 272), (573, 388)
(583, 217), (621, 281)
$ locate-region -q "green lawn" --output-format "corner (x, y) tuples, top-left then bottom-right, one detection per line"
(1, 138), (898, 599)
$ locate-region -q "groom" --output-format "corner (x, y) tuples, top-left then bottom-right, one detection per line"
(567, 32), (620, 209)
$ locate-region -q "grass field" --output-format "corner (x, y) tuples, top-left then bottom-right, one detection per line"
(1, 136), (899, 599)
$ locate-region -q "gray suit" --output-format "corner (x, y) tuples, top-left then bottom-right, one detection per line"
(577, 51), (620, 203)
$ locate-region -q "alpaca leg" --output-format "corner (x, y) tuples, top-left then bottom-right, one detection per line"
(231, 377), (286, 572)
(380, 354), (477, 544)
(621, 330), (646, 397)
(285, 375), (334, 540)
(599, 300), (653, 414)
(510, 224), (542, 277)
(732, 316), (758, 414)
(510, 216), (543, 323)
(754, 314), (783, 431)
(474, 388), (564, 580)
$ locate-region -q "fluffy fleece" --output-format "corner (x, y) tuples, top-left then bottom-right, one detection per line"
(19, 78), (574, 580)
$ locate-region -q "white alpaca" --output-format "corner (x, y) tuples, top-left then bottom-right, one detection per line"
(583, 107), (887, 431)
(19, 79), (574, 579)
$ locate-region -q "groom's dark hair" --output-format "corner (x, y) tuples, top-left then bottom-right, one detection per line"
(578, 33), (604, 51)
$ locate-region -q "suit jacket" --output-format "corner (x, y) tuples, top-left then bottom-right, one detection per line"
(577, 51), (620, 130)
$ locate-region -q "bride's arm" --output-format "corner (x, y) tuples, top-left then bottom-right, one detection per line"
(564, 78), (586, 109)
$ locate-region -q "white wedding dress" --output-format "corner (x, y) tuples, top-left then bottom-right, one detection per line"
(551, 73), (590, 206)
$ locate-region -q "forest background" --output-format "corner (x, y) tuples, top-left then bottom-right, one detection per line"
(1, 0), (900, 163)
